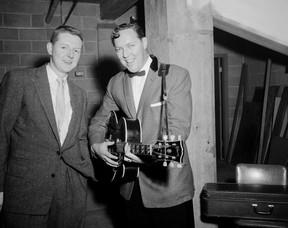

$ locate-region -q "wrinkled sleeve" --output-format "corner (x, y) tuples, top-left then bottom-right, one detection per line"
(166, 67), (192, 141)
(88, 79), (119, 145)
(0, 72), (23, 191)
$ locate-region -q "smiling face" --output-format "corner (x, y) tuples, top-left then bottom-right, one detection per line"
(114, 28), (148, 73)
(47, 32), (82, 78)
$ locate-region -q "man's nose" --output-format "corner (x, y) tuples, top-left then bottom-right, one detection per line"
(67, 50), (74, 58)
(123, 48), (129, 57)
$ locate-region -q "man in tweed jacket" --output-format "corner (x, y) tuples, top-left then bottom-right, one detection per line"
(0, 25), (94, 228)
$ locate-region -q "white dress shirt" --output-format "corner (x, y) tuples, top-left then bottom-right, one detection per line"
(131, 56), (152, 112)
(46, 64), (72, 145)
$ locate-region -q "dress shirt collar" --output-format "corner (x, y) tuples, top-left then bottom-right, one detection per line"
(46, 63), (68, 84)
(140, 56), (152, 77)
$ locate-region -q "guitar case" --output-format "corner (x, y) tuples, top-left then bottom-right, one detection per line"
(201, 183), (288, 223)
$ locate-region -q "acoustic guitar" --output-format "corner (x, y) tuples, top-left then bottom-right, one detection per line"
(93, 111), (185, 183)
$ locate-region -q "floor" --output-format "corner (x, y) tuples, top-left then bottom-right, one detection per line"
(82, 159), (237, 228)
(0, 160), (237, 228)
(0, 157), (247, 228)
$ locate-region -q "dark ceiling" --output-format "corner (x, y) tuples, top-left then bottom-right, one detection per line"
(62, 0), (102, 3)
(47, 0), (138, 22)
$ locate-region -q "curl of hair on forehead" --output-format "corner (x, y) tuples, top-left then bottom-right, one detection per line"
(111, 23), (145, 47)
(50, 25), (83, 45)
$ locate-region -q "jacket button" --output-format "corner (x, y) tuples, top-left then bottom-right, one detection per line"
(51, 174), (55, 178)
(56, 151), (60, 155)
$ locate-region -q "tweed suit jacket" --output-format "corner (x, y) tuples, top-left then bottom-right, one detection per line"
(89, 56), (194, 208)
(0, 64), (94, 214)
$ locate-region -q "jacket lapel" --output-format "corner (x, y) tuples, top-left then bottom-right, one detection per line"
(123, 56), (160, 118)
(137, 71), (157, 116)
(34, 65), (60, 144)
(137, 56), (160, 116)
(61, 79), (80, 149)
(123, 72), (137, 117)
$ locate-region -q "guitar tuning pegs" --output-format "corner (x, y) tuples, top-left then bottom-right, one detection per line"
(177, 163), (183, 168)
(169, 162), (174, 168)
(163, 135), (168, 141)
(170, 135), (175, 141)
(163, 161), (167, 167)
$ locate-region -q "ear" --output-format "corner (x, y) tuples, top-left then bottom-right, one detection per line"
(47, 42), (53, 55)
(142, 37), (148, 50)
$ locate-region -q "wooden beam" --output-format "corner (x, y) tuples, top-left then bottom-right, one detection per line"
(226, 63), (247, 162)
(46, 0), (60, 24)
(63, 0), (101, 3)
(257, 59), (272, 164)
(63, 0), (79, 25)
(213, 17), (288, 56)
(100, 0), (138, 20)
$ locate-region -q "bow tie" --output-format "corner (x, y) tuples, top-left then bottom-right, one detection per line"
(129, 70), (146, 77)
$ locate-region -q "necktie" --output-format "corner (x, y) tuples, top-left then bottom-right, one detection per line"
(56, 78), (65, 134)
(129, 70), (145, 77)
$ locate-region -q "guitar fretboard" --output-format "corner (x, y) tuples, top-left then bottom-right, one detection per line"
(115, 142), (152, 155)
(130, 143), (153, 156)
(115, 141), (180, 162)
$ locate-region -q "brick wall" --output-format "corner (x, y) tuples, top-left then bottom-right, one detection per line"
(0, 0), (139, 118)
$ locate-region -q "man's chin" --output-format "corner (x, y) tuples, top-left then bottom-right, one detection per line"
(62, 65), (75, 73)
(127, 67), (137, 73)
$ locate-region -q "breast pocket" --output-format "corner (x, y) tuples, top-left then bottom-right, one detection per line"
(148, 101), (165, 125)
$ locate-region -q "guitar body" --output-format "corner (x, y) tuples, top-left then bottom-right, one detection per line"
(93, 111), (185, 183)
(94, 111), (141, 183)
(109, 111), (142, 182)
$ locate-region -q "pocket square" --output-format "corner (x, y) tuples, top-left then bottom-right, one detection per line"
(150, 101), (165, 107)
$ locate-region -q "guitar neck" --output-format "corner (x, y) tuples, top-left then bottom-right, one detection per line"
(130, 142), (154, 156)
(115, 140), (183, 164)
(107, 111), (184, 164)
(115, 141), (153, 156)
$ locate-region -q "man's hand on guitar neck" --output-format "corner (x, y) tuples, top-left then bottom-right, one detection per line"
(91, 142), (119, 167)
(124, 144), (144, 164)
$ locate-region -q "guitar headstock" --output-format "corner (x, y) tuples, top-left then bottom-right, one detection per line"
(151, 135), (184, 167)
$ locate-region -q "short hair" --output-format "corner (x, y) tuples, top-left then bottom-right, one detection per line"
(111, 23), (145, 47)
(50, 25), (83, 45)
